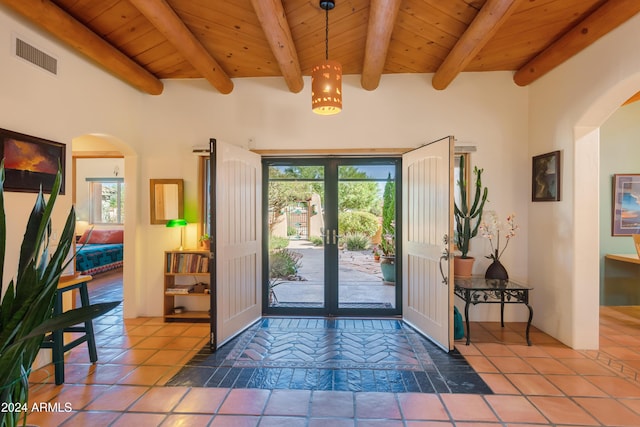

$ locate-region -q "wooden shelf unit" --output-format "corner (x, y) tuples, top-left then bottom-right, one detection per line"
(163, 250), (210, 322)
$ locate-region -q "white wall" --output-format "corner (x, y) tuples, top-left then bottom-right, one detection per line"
(135, 73), (530, 319)
(0, 6), (141, 304)
(528, 13), (640, 349)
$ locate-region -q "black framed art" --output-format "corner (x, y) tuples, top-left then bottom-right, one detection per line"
(532, 150), (561, 202)
(0, 128), (65, 194)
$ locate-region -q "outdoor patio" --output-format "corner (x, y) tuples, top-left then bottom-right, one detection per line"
(269, 239), (396, 308)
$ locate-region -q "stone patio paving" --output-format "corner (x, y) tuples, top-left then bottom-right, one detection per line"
(270, 239), (396, 307)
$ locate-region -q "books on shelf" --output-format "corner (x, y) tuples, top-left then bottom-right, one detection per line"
(166, 252), (209, 274)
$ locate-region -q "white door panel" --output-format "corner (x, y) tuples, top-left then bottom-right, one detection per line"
(402, 136), (454, 351)
(212, 141), (262, 348)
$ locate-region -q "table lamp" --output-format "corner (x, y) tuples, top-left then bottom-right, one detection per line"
(166, 218), (187, 250)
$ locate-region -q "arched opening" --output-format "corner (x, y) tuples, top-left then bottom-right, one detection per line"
(72, 134), (139, 318)
(573, 75), (640, 348)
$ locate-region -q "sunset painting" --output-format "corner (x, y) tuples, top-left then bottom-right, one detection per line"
(621, 182), (640, 228)
(613, 174), (640, 235)
(0, 128), (65, 194)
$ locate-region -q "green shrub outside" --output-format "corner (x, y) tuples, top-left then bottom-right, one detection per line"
(309, 235), (324, 246)
(343, 233), (371, 251)
(270, 249), (302, 278)
(269, 235), (289, 250)
(338, 211), (379, 237)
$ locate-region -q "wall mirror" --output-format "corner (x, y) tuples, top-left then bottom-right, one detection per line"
(150, 179), (184, 224)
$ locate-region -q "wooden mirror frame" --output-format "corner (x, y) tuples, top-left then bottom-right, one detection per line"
(150, 179), (184, 224)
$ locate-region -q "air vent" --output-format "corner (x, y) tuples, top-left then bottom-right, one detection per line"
(13, 36), (58, 75)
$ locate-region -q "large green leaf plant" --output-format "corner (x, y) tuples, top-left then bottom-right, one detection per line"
(0, 161), (120, 427)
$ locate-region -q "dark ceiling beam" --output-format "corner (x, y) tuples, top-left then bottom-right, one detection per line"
(361, 0), (402, 91)
(250, 0), (303, 93)
(0, 0), (163, 95)
(128, 0), (233, 94)
(514, 0), (640, 86)
(432, 0), (520, 90)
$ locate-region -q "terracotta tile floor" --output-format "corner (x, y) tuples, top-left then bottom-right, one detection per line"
(23, 270), (640, 426)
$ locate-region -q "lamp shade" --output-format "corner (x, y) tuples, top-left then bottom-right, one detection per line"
(311, 60), (342, 115)
(75, 220), (90, 236)
(166, 218), (187, 228)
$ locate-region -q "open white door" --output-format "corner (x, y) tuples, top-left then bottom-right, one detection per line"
(402, 136), (454, 351)
(209, 139), (262, 349)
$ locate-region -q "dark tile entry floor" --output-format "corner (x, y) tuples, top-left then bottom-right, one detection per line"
(168, 318), (492, 394)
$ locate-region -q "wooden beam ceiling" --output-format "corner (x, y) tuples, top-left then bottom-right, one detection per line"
(514, 0), (640, 86)
(250, 0), (303, 93)
(128, 0), (233, 94)
(361, 0), (402, 91)
(3, 0), (637, 95)
(0, 0), (163, 95)
(432, 0), (520, 90)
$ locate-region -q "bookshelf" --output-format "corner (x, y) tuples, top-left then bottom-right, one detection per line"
(163, 250), (210, 322)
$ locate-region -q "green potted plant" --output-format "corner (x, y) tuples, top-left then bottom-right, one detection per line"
(453, 155), (488, 276)
(379, 175), (396, 284)
(372, 245), (381, 262)
(0, 162), (119, 427)
(199, 233), (210, 250)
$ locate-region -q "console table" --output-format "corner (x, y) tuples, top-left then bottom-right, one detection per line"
(454, 277), (533, 346)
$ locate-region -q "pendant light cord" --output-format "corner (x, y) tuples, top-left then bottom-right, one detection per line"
(325, 5), (329, 61)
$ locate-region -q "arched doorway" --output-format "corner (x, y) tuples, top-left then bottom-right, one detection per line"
(573, 76), (640, 348)
(72, 134), (139, 318)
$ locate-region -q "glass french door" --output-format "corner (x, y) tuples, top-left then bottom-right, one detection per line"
(263, 158), (401, 316)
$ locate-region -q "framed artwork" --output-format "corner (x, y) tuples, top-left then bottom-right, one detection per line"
(532, 150), (561, 202)
(612, 174), (640, 236)
(0, 128), (65, 194)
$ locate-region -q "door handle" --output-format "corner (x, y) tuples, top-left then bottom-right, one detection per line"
(439, 253), (449, 285)
(332, 229), (338, 245)
(439, 234), (450, 285)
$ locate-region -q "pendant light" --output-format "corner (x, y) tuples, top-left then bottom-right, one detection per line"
(311, 0), (342, 115)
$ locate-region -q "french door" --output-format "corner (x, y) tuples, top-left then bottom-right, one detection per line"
(263, 158), (401, 316)
(207, 139), (453, 352)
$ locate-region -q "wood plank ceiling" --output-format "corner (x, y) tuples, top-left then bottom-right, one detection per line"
(2, 0), (639, 100)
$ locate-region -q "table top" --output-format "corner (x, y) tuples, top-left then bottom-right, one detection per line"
(605, 253), (640, 265)
(454, 276), (532, 291)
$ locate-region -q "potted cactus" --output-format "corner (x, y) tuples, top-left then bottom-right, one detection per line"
(453, 155), (488, 276)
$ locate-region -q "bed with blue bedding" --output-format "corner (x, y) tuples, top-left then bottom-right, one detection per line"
(75, 229), (124, 275)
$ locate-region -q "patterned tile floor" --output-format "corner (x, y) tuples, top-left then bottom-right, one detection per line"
(23, 270), (640, 427)
(167, 318), (492, 394)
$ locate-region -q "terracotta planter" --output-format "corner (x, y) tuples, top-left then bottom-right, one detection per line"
(453, 256), (475, 277)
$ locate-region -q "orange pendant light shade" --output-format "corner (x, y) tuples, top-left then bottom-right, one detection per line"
(311, 59), (342, 115)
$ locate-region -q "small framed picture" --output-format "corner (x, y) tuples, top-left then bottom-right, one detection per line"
(612, 174), (640, 236)
(0, 128), (65, 194)
(532, 150), (561, 202)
